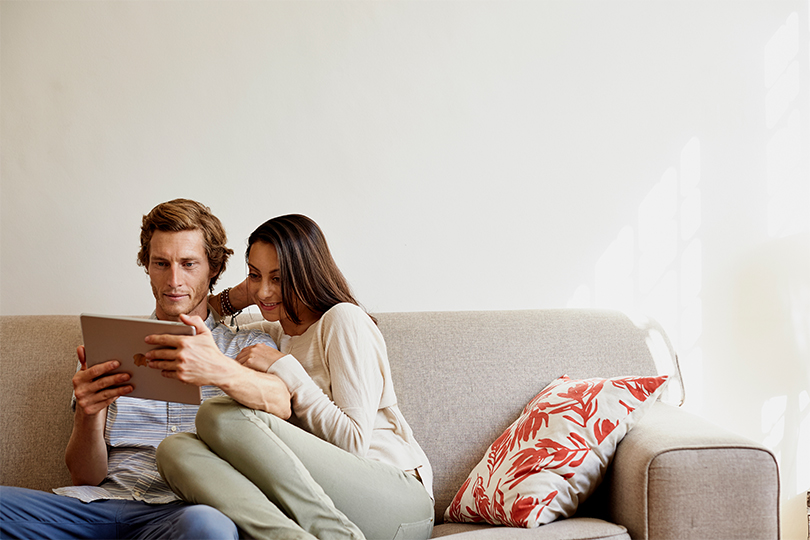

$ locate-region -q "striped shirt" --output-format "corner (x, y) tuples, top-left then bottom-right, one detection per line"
(53, 312), (276, 504)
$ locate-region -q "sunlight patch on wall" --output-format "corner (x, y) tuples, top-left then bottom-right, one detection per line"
(765, 11), (809, 239)
(593, 226), (635, 314)
(762, 395), (788, 458)
(567, 137), (703, 410)
(765, 13), (799, 129)
(799, 390), (810, 495)
(761, 10), (810, 506)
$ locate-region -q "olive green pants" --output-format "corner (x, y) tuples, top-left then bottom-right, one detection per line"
(157, 397), (433, 540)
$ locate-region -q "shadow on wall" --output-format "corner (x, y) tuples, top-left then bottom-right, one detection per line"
(758, 12), (810, 536)
(567, 136), (703, 412)
(732, 233), (810, 503)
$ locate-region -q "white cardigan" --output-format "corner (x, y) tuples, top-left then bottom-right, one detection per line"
(248, 302), (433, 498)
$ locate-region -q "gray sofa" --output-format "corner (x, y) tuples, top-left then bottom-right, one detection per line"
(0, 310), (780, 539)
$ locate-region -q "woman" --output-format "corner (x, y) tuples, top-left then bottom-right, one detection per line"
(155, 215), (434, 540)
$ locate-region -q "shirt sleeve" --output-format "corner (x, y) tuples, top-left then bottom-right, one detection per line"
(268, 305), (386, 456)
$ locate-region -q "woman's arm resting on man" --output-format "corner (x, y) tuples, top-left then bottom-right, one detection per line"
(143, 315), (292, 419)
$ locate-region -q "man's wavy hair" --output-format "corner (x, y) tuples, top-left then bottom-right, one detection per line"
(137, 199), (233, 292)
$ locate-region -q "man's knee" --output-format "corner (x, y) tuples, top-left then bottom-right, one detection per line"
(172, 504), (238, 540)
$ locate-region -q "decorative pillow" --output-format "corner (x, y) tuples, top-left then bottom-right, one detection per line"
(444, 374), (668, 528)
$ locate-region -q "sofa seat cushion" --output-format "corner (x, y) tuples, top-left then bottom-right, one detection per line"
(431, 517), (630, 539)
(445, 375), (668, 528)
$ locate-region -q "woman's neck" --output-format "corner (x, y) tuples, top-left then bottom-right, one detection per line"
(280, 307), (321, 336)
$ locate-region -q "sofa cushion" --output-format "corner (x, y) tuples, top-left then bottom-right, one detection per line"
(375, 309), (674, 523)
(431, 517), (630, 539)
(0, 315), (80, 492)
(444, 374), (668, 528)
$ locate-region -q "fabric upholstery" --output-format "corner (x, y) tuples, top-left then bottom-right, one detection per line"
(0, 316), (79, 492)
(0, 311), (778, 540)
(431, 517), (629, 539)
(611, 402), (780, 540)
(374, 309), (668, 523)
(444, 375), (668, 527)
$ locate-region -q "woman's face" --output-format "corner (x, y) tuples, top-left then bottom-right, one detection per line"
(247, 240), (318, 335)
(247, 241), (285, 323)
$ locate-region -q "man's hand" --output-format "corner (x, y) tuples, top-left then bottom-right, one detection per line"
(235, 343), (286, 373)
(67, 345), (125, 485)
(72, 345), (133, 416)
(143, 314), (233, 387)
(144, 314), (292, 418)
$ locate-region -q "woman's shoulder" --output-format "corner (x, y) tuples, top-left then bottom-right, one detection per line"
(320, 303), (377, 332)
(322, 302), (369, 322)
(318, 303), (386, 351)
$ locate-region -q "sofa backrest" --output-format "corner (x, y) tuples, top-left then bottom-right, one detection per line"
(0, 310), (678, 525)
(0, 315), (80, 492)
(375, 309), (677, 522)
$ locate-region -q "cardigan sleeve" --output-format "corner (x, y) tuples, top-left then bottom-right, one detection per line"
(267, 304), (388, 457)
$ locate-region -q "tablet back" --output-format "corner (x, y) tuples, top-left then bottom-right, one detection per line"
(80, 314), (201, 405)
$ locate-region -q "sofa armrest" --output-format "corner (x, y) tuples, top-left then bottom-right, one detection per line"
(607, 402), (780, 540)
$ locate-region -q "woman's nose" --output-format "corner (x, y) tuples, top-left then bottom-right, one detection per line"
(258, 279), (274, 298)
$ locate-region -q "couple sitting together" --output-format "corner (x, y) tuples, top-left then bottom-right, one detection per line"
(0, 199), (434, 540)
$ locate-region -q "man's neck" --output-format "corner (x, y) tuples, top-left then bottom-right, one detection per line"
(155, 298), (210, 322)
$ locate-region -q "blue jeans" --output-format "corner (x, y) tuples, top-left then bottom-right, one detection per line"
(0, 486), (238, 540)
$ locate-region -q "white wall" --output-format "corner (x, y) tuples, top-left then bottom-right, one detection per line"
(2, 1), (809, 535)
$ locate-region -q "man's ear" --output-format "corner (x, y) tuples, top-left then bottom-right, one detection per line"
(208, 267), (220, 290)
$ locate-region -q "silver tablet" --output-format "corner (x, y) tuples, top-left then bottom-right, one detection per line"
(80, 314), (202, 405)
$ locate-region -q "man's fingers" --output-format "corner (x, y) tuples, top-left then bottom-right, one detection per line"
(83, 359), (121, 377)
(77, 371), (130, 395)
(77, 384), (133, 415)
(76, 345), (87, 368)
(144, 333), (183, 348)
(178, 313), (209, 336)
(145, 359), (175, 371)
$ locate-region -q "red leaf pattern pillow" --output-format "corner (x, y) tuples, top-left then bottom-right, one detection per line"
(444, 374), (668, 528)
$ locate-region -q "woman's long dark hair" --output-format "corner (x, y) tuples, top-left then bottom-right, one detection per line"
(246, 214), (370, 325)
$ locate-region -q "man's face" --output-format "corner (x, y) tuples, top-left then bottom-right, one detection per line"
(148, 229), (214, 321)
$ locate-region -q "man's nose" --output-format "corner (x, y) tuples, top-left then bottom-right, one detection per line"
(168, 264), (182, 287)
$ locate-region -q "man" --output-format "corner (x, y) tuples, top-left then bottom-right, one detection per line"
(0, 199), (291, 539)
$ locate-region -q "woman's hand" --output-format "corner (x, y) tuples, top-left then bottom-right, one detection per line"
(235, 343), (286, 373)
(210, 279), (252, 317)
(144, 315), (292, 418)
(226, 279), (251, 312)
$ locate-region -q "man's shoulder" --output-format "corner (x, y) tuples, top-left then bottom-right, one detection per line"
(211, 321), (276, 350)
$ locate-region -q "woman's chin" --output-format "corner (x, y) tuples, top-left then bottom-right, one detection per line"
(259, 308), (281, 322)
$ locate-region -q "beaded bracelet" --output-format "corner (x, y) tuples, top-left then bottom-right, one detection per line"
(220, 287), (242, 317)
